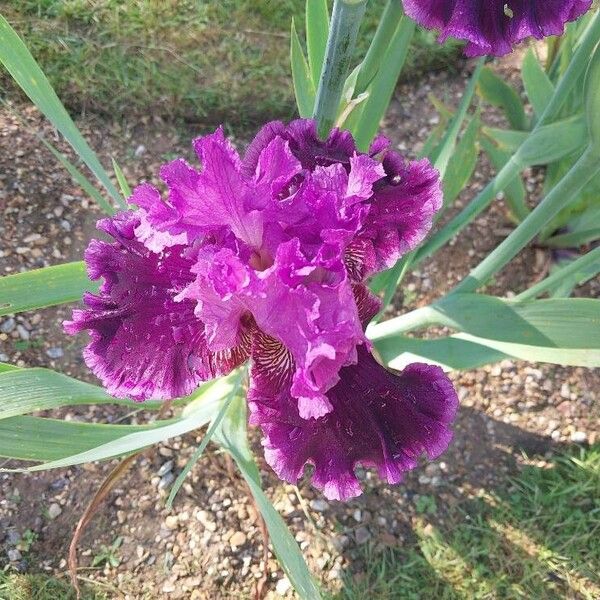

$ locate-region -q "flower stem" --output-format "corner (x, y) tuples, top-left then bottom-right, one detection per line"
(313, 0), (368, 138)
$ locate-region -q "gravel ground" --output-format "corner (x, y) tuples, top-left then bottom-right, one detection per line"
(0, 57), (598, 599)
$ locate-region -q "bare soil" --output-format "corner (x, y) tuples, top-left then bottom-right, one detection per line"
(0, 56), (598, 599)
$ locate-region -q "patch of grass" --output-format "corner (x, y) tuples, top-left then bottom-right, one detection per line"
(2, 0), (461, 128)
(334, 445), (600, 599)
(0, 571), (107, 600)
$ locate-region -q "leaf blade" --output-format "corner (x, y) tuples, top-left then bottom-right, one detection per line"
(0, 15), (123, 207)
(0, 262), (96, 317)
(290, 17), (315, 118)
(306, 0), (329, 86)
(215, 394), (322, 599)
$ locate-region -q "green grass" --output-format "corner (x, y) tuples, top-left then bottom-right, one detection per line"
(334, 445), (600, 599)
(0, 572), (108, 600)
(1, 0), (461, 128)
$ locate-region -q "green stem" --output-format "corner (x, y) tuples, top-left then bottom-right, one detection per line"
(453, 145), (600, 294)
(313, 0), (368, 138)
(367, 305), (436, 340)
(355, 0), (403, 93)
(413, 10), (600, 267)
(514, 246), (600, 301)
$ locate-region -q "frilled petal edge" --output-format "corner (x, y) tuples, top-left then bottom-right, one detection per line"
(63, 212), (250, 401)
(249, 339), (459, 500)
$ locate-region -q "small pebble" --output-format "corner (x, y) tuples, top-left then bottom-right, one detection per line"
(162, 580), (176, 593)
(8, 549), (22, 562)
(157, 460), (174, 476)
(0, 318), (16, 334)
(571, 431), (587, 443)
(47, 503), (62, 519)
(16, 324), (30, 340)
(46, 347), (64, 359)
(158, 472), (175, 490)
(275, 577), (291, 595)
(355, 527), (371, 545)
(310, 499), (328, 512)
(229, 531), (246, 548)
(6, 530), (20, 545)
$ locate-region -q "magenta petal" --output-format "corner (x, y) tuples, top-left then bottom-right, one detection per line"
(246, 240), (365, 419)
(64, 212), (249, 400)
(249, 344), (459, 500)
(130, 183), (188, 252)
(403, 0), (592, 57)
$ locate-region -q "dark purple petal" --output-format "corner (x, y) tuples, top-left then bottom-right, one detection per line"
(403, 0), (592, 57)
(249, 342), (458, 500)
(244, 119), (358, 173)
(347, 154), (442, 280)
(64, 212), (250, 400)
(353, 283), (382, 325)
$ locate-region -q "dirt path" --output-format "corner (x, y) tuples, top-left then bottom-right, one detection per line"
(0, 60), (598, 599)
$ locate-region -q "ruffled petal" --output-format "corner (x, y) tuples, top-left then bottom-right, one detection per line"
(246, 240), (365, 419)
(403, 0), (592, 57)
(347, 153), (442, 280)
(130, 128), (265, 251)
(64, 212), (250, 400)
(249, 343), (458, 500)
(244, 119), (358, 173)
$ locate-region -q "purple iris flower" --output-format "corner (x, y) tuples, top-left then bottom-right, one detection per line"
(65, 119), (458, 500)
(403, 0), (593, 56)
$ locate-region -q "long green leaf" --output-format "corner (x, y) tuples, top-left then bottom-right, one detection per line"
(0, 366), (212, 420)
(0, 368), (133, 420)
(484, 114), (586, 163)
(166, 372), (243, 508)
(215, 394), (322, 600)
(290, 17), (315, 118)
(544, 228), (600, 248)
(40, 137), (114, 214)
(477, 66), (528, 130)
(375, 334), (508, 371)
(451, 333), (600, 367)
(18, 376), (229, 471)
(111, 157), (132, 200)
(442, 113), (480, 206)
(352, 17), (415, 150)
(370, 295), (600, 367)
(430, 59), (484, 177)
(306, 0), (329, 86)
(480, 137), (529, 221)
(0, 416), (162, 462)
(0, 15), (123, 208)
(515, 247), (600, 301)
(433, 295), (600, 349)
(0, 262), (95, 317)
(522, 49), (555, 118)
